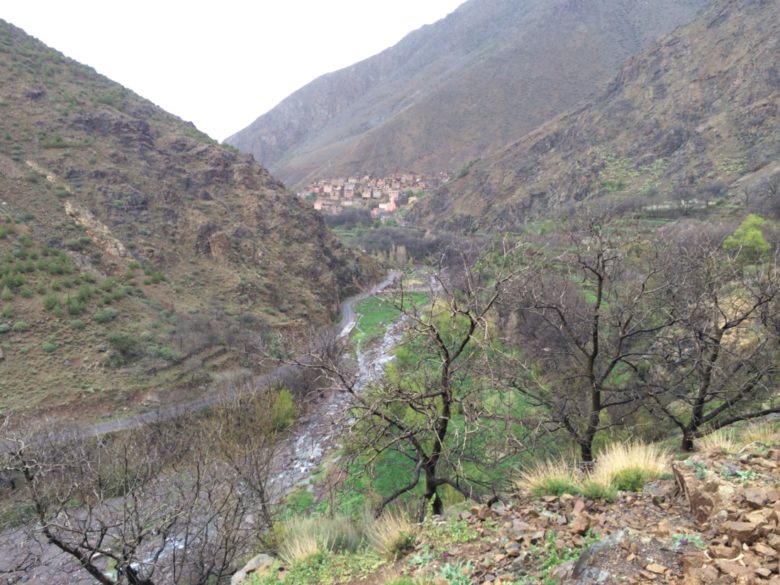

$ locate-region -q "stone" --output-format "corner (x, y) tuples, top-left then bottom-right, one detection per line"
(230, 553), (275, 585)
(714, 559), (754, 579)
(721, 520), (761, 544)
(656, 518), (672, 536)
(710, 544), (737, 559)
(743, 488), (769, 509)
(684, 565), (720, 585)
(754, 542), (777, 557)
(570, 513), (591, 535)
(646, 563), (667, 574)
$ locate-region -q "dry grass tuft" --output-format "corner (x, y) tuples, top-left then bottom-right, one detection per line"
(278, 514), (363, 564)
(590, 441), (669, 492)
(278, 527), (322, 565)
(367, 510), (417, 560)
(516, 458), (580, 497)
(698, 429), (738, 454)
(740, 422), (780, 447)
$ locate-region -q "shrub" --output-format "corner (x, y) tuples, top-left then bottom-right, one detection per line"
(93, 307), (119, 323)
(368, 511), (417, 560)
(580, 480), (617, 502)
(0, 323), (10, 334)
(66, 297), (86, 315)
(106, 331), (143, 364)
(611, 468), (648, 492)
(18, 287), (32, 298)
(69, 319), (86, 330)
(42, 295), (60, 311)
(1, 304), (13, 318)
(516, 459), (580, 498)
(0, 287), (12, 301)
(11, 321), (29, 332)
(270, 388), (297, 431)
(590, 441), (668, 492)
(41, 342), (56, 353)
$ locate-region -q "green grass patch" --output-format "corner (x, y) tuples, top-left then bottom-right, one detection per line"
(351, 293), (428, 348)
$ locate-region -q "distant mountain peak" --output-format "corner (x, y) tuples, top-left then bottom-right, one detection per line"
(226, 0), (708, 189)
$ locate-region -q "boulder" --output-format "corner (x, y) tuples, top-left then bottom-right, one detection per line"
(230, 553), (275, 585)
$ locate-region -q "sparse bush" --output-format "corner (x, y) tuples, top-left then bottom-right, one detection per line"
(1, 303), (13, 318)
(93, 307), (118, 323)
(106, 331), (143, 364)
(698, 429), (738, 454)
(69, 319), (86, 330)
(42, 295), (60, 311)
(270, 388), (297, 431)
(11, 321), (29, 332)
(741, 422), (780, 447)
(580, 480), (617, 502)
(41, 342), (56, 353)
(0, 323), (10, 334)
(66, 296), (86, 315)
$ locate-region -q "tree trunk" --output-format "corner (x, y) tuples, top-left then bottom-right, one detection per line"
(423, 465), (443, 517)
(580, 439), (595, 466)
(681, 430), (695, 452)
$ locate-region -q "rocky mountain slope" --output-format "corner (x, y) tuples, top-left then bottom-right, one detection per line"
(226, 0), (707, 189)
(411, 0), (780, 231)
(0, 20), (373, 423)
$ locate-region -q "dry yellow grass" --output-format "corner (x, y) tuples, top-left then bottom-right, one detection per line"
(698, 429), (738, 454)
(516, 458), (581, 497)
(367, 510), (417, 560)
(740, 422), (780, 447)
(279, 529), (321, 565)
(590, 441), (669, 490)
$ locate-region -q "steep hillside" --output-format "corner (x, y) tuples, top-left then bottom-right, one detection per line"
(226, 0), (707, 188)
(0, 21), (373, 423)
(411, 0), (780, 231)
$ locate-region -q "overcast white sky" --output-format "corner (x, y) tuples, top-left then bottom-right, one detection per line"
(1, 1), (464, 141)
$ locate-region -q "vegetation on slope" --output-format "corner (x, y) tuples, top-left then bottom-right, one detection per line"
(0, 19), (374, 421)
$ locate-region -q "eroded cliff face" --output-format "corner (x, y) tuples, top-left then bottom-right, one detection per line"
(227, 0), (707, 189)
(410, 0), (780, 231)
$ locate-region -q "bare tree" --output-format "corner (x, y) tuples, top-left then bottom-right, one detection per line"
(640, 240), (780, 451)
(302, 254), (519, 518)
(504, 217), (674, 463)
(1, 410), (273, 584)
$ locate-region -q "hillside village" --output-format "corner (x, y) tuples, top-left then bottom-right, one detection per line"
(297, 172), (449, 219)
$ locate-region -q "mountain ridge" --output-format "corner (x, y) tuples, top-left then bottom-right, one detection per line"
(226, 0), (708, 189)
(409, 0), (780, 231)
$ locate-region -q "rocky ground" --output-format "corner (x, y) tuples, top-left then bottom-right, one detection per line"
(270, 439), (780, 585)
(412, 442), (780, 585)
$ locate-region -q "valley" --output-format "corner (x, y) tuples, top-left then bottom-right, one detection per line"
(1, 0), (780, 584)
